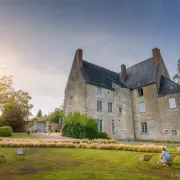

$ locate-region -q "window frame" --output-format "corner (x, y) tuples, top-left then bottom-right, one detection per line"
(171, 130), (177, 136)
(108, 102), (112, 113)
(168, 98), (176, 109)
(138, 102), (146, 113)
(97, 100), (102, 112)
(141, 122), (148, 133)
(112, 120), (115, 133)
(97, 87), (101, 95)
(97, 119), (103, 132)
(137, 88), (144, 97)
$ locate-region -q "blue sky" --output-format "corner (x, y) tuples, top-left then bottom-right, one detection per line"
(0, 0), (180, 116)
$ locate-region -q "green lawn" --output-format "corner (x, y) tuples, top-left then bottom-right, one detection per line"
(0, 148), (179, 180)
(10, 133), (39, 139)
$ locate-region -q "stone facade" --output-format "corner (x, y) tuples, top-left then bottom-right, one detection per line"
(64, 48), (180, 141)
(64, 49), (86, 115)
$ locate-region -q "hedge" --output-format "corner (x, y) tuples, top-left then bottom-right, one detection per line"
(0, 126), (13, 137)
(98, 132), (109, 139)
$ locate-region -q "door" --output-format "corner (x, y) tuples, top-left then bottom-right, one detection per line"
(120, 129), (125, 139)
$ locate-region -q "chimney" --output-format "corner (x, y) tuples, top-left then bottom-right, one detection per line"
(121, 64), (126, 82)
(152, 48), (160, 65)
(75, 49), (83, 68)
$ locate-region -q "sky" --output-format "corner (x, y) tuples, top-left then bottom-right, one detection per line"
(0, 0), (180, 116)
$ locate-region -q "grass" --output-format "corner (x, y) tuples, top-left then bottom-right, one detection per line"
(0, 148), (180, 180)
(10, 133), (39, 139)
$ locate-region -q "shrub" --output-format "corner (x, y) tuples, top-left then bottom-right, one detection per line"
(0, 126), (13, 137)
(98, 132), (109, 139)
(85, 118), (98, 139)
(61, 112), (99, 139)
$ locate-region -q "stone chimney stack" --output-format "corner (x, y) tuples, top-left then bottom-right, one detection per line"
(152, 48), (160, 65)
(121, 64), (126, 82)
(75, 49), (83, 68)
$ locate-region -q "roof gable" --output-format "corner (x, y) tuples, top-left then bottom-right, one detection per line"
(124, 58), (158, 89)
(159, 76), (180, 97)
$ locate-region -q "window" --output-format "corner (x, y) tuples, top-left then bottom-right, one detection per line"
(112, 120), (115, 133)
(141, 122), (148, 133)
(168, 98), (176, 109)
(97, 120), (102, 132)
(108, 102), (112, 112)
(171, 130), (177, 136)
(97, 87), (101, 95)
(165, 130), (169, 134)
(119, 107), (122, 113)
(97, 100), (102, 112)
(137, 88), (143, 97)
(70, 96), (73, 105)
(138, 102), (146, 113)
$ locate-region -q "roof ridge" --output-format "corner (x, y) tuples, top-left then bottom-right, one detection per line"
(126, 57), (153, 70)
(82, 60), (118, 75)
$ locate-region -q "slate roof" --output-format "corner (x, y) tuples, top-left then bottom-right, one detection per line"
(124, 58), (158, 89)
(158, 76), (180, 97)
(81, 58), (158, 90)
(81, 58), (180, 97)
(81, 60), (127, 90)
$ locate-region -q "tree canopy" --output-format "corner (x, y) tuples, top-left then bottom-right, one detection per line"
(0, 76), (33, 131)
(0, 76), (14, 110)
(173, 59), (180, 84)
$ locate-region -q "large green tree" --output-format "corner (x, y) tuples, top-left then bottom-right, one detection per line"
(0, 100), (26, 132)
(0, 76), (33, 130)
(173, 59), (180, 84)
(12, 90), (33, 120)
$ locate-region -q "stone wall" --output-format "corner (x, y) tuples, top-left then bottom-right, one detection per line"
(64, 50), (86, 116)
(158, 93), (180, 142)
(131, 84), (162, 141)
(86, 83), (134, 140)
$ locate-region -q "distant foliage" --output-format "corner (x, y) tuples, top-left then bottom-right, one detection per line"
(62, 112), (99, 139)
(36, 109), (42, 118)
(0, 126), (12, 137)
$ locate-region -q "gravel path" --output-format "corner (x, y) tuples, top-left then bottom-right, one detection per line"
(31, 133), (73, 140)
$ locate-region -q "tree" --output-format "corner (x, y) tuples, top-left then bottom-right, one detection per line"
(0, 76), (14, 110)
(0, 76), (33, 131)
(48, 109), (60, 123)
(11, 90), (33, 120)
(36, 109), (42, 118)
(0, 100), (25, 132)
(173, 59), (180, 84)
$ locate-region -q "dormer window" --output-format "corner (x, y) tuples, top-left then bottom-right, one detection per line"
(137, 88), (143, 97)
